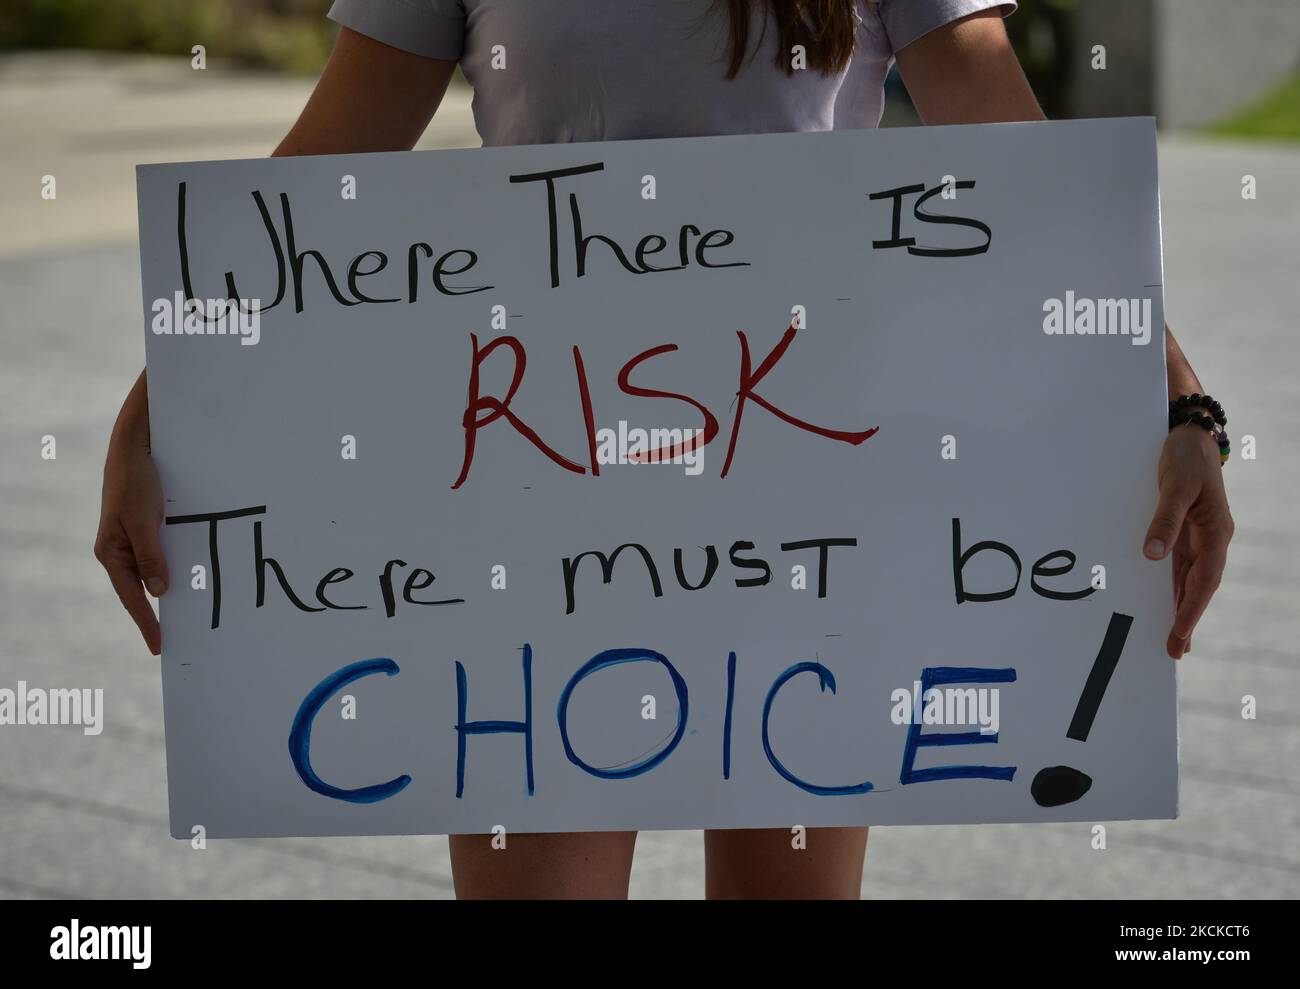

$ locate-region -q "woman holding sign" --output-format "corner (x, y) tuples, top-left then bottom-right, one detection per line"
(96, 0), (1234, 898)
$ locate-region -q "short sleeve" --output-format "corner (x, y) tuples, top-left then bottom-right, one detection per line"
(327, 0), (465, 61)
(875, 0), (1017, 53)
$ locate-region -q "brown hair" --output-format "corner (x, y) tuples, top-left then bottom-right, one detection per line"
(720, 0), (861, 79)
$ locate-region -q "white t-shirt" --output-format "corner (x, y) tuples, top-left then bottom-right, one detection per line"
(327, 0), (1016, 146)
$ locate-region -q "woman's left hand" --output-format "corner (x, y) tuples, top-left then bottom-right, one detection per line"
(1143, 425), (1235, 658)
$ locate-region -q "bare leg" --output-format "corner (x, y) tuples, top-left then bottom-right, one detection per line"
(704, 826), (868, 899)
(449, 831), (638, 899)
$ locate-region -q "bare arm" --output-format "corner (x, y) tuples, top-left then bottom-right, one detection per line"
(274, 27), (456, 155)
(896, 10), (1204, 399)
(894, 10), (1234, 658)
(99, 28), (457, 654)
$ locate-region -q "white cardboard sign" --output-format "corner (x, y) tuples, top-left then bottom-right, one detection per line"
(137, 118), (1176, 838)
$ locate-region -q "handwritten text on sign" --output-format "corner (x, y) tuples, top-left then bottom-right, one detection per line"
(137, 119), (1176, 838)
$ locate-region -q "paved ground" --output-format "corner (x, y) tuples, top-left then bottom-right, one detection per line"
(1, 53), (1297, 899)
(0, 52), (481, 258)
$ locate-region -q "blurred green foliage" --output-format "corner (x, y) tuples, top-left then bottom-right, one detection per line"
(1209, 72), (1300, 141)
(1001, 0), (1077, 118)
(2, 0), (1079, 108)
(0, 0), (336, 74)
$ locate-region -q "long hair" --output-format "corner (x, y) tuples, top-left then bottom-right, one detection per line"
(720, 0), (861, 78)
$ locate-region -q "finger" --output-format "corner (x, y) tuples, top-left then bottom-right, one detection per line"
(1172, 545), (1228, 644)
(124, 517), (169, 597)
(1172, 549), (1190, 612)
(1145, 488), (1193, 560)
(104, 555), (161, 655)
(1166, 629), (1186, 660)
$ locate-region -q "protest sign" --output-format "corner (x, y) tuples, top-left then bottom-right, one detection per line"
(136, 117), (1176, 838)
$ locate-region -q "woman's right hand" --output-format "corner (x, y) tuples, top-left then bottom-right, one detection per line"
(95, 371), (168, 655)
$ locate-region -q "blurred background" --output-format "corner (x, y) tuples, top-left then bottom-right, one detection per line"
(1, 0), (1297, 898)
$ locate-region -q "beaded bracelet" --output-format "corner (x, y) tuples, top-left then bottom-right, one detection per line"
(1169, 392), (1226, 426)
(1168, 393), (1230, 465)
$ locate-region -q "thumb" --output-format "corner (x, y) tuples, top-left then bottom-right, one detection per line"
(1144, 487), (1191, 561)
(126, 519), (169, 597)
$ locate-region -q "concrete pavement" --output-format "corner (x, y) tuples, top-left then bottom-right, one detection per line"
(0, 51), (481, 259)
